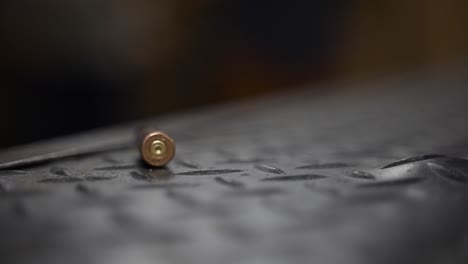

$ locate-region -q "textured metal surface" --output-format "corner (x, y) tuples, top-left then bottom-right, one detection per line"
(1, 69), (468, 264)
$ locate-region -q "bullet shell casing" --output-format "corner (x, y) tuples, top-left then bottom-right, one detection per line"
(139, 129), (175, 167)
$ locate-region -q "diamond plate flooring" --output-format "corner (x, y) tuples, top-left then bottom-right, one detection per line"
(1, 68), (468, 264)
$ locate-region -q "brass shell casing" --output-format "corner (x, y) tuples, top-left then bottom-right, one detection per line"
(139, 129), (175, 167)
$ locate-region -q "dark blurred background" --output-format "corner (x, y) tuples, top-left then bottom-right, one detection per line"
(1, 0), (467, 148)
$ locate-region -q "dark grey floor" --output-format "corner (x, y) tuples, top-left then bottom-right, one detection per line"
(1, 67), (468, 264)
